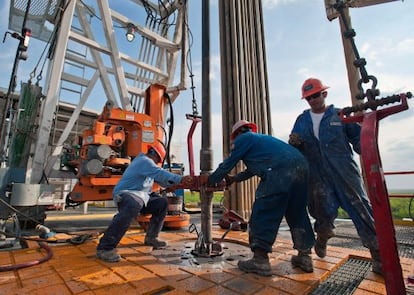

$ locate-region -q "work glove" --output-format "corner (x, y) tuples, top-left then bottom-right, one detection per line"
(288, 133), (303, 147)
(198, 174), (210, 185)
(224, 174), (235, 186)
(180, 175), (194, 187)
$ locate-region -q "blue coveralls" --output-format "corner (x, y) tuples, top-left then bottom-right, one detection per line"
(291, 105), (378, 250)
(97, 153), (182, 251)
(208, 131), (315, 253)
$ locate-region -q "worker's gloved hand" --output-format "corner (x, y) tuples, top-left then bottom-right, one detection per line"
(164, 186), (177, 193)
(198, 174), (210, 185)
(224, 174), (235, 186)
(288, 133), (303, 147)
(180, 175), (194, 187)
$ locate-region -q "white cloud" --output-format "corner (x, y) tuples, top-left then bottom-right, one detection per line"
(262, 0), (301, 9)
(1, 0), (413, 190)
(0, 2), (16, 65)
(396, 38), (414, 53)
(209, 55), (221, 82)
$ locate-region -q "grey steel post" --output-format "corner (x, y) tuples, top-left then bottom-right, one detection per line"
(200, 0), (214, 248)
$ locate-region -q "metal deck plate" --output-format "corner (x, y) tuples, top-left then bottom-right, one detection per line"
(309, 258), (371, 295)
(151, 239), (251, 270)
(331, 222), (414, 258)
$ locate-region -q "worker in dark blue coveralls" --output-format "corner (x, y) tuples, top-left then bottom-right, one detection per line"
(289, 77), (382, 274)
(200, 120), (315, 276)
(96, 141), (193, 263)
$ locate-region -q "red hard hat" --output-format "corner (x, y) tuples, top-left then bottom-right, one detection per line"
(301, 78), (329, 99)
(148, 141), (166, 162)
(230, 120), (257, 140)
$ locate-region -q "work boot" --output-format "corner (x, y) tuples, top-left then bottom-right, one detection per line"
(291, 250), (314, 273)
(314, 231), (334, 258)
(144, 237), (168, 249)
(369, 248), (383, 275)
(96, 249), (121, 263)
(238, 257), (272, 276)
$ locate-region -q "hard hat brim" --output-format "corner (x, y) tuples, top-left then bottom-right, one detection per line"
(301, 86), (329, 99)
(230, 122), (257, 140)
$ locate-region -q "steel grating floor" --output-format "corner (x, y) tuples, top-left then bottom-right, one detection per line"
(330, 221), (414, 258)
(309, 258), (371, 295)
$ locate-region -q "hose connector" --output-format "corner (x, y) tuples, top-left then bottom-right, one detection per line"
(35, 225), (56, 239)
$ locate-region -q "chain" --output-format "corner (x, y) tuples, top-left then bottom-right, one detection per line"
(189, 72), (199, 116)
(334, 1), (379, 101)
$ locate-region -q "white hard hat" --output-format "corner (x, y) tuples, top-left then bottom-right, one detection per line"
(230, 120), (257, 140)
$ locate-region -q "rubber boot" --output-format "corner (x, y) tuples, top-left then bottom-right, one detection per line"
(291, 249), (314, 273)
(144, 236), (167, 249)
(144, 210), (167, 249)
(369, 248), (383, 275)
(96, 249), (121, 263)
(314, 230), (334, 258)
(238, 248), (272, 277)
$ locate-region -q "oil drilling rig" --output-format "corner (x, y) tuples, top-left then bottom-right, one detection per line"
(0, 0), (191, 226)
(0, 0), (237, 258)
(0, 1), (412, 294)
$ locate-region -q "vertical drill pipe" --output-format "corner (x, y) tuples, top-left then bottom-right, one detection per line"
(218, 0), (270, 219)
(200, 0), (213, 245)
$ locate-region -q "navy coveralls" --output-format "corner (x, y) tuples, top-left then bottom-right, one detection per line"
(291, 105), (378, 250)
(208, 131), (315, 253)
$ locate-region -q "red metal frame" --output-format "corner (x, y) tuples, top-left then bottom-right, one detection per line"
(166, 114), (225, 193)
(340, 93), (409, 295)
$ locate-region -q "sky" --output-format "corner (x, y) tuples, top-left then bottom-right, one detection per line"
(0, 0), (413, 189)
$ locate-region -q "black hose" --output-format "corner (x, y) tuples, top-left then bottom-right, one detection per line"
(163, 92), (174, 169)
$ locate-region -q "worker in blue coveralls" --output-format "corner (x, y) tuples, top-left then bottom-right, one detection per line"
(200, 120), (315, 276)
(289, 77), (382, 274)
(96, 141), (193, 263)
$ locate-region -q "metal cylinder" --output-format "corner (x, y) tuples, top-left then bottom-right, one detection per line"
(84, 159), (103, 175)
(167, 195), (183, 215)
(87, 144), (113, 160)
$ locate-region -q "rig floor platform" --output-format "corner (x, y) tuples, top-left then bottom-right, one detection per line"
(0, 206), (413, 295)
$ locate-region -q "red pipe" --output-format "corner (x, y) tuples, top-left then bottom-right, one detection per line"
(384, 171), (414, 198)
(384, 171), (414, 175)
(186, 114), (202, 176)
(388, 194), (414, 198)
(360, 112), (405, 295)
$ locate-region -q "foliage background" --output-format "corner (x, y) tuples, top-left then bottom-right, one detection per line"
(183, 190), (414, 221)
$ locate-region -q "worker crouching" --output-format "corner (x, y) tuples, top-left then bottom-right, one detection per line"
(96, 141), (193, 263)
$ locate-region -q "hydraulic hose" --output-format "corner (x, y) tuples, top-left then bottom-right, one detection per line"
(0, 241), (53, 272)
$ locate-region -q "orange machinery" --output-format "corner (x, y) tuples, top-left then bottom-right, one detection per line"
(66, 84), (169, 203)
